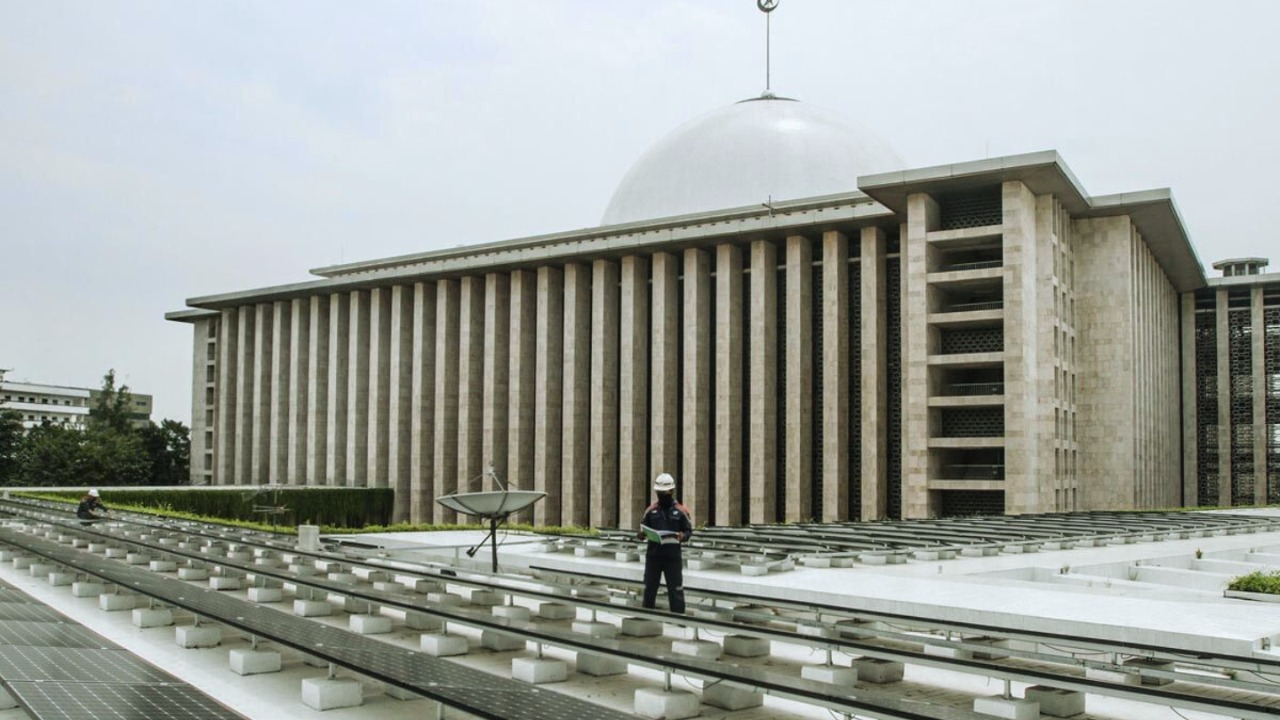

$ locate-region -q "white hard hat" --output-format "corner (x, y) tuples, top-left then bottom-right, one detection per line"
(653, 473), (676, 492)
(88, 489), (100, 497)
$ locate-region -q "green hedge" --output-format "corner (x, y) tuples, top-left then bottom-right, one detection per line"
(1228, 570), (1280, 595)
(38, 488), (393, 529)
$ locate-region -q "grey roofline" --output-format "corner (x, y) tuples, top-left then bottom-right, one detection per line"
(164, 308), (221, 323)
(1207, 270), (1280, 287)
(858, 151), (1207, 293)
(309, 189), (885, 278)
(177, 193), (893, 311)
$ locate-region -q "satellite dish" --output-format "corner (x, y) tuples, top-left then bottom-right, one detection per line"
(436, 469), (545, 573)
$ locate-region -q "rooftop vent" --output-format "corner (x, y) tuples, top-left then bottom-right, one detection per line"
(1211, 257), (1269, 277)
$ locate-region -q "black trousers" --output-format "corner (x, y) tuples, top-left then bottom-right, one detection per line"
(642, 543), (684, 613)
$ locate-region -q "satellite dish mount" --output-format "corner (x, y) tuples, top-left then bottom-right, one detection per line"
(435, 466), (545, 573)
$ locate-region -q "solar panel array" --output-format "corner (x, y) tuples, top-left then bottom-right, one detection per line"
(0, 528), (643, 720)
(0, 578), (248, 720)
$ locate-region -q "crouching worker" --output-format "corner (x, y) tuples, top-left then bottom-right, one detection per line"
(637, 472), (693, 614)
(77, 489), (109, 525)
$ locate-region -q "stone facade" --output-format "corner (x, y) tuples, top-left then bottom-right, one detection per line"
(169, 151), (1275, 525)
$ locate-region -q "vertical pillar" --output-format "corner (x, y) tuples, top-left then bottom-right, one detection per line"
(749, 240), (777, 524)
(591, 259), (620, 528)
(651, 252), (680, 486)
(482, 273), (510, 491)
(682, 249), (711, 524)
(822, 232), (850, 521)
(433, 280), (461, 523)
(561, 264), (592, 527)
(269, 301), (290, 485)
(534, 267), (564, 525)
(387, 285), (414, 522)
(1253, 287), (1268, 506)
(367, 287), (393, 489)
(1215, 288), (1231, 504)
(458, 277), (485, 495)
(346, 290), (371, 487)
(860, 227), (889, 521)
(409, 282), (437, 524)
(508, 270), (537, 521)
(252, 303), (273, 485)
(619, 256), (650, 529)
(326, 292), (350, 487)
(306, 295), (329, 486)
(1002, 182), (1047, 515)
(1180, 293), (1197, 504)
(287, 298), (310, 484)
(216, 308), (239, 486)
(785, 235), (812, 522)
(715, 244), (745, 527)
(903, 193), (938, 518)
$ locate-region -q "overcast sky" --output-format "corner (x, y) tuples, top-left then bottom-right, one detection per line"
(3, 0), (1277, 426)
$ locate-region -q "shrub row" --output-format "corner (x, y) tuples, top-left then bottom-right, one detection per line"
(38, 487), (393, 528)
(1228, 570), (1280, 595)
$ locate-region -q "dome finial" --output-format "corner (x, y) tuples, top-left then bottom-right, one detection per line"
(758, 0), (780, 95)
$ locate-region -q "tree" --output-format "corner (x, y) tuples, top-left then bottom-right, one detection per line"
(89, 369), (134, 434)
(0, 410), (24, 484)
(16, 421), (85, 486)
(81, 427), (148, 487)
(139, 419), (190, 485)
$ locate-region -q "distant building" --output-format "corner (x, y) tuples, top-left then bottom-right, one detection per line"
(0, 371), (153, 430)
(166, 94), (1280, 526)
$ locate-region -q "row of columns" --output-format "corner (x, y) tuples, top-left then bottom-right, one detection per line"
(204, 230), (897, 529)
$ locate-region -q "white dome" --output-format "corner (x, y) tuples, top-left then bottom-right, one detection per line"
(602, 95), (902, 226)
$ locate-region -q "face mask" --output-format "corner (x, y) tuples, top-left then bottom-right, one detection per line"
(658, 493), (674, 508)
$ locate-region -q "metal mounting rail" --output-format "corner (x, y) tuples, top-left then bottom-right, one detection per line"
(6, 501), (1280, 719)
(0, 514), (995, 720)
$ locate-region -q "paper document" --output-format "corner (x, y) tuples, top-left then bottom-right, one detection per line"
(641, 524), (681, 545)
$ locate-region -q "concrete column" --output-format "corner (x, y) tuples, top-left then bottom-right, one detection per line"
(785, 236), (812, 522)
(508, 270), (537, 522)
(482, 273), (510, 491)
(534, 267), (564, 526)
(387, 285), (414, 522)
(409, 282), (437, 524)
(860, 227), (888, 522)
(346, 290), (371, 487)
(822, 232), (850, 521)
(651, 252), (680, 486)
(561, 264), (592, 527)
(367, 288), (394, 490)
(902, 194), (937, 518)
(619, 256), (650, 529)
(591, 259), (620, 528)
(1180, 293), (1197, 505)
(269, 301), (290, 485)
(1002, 184), (1052, 515)
(749, 240), (777, 524)
(234, 302), (253, 481)
(1215, 288), (1231, 504)
(189, 319), (211, 484)
(433, 280), (461, 523)
(715, 244), (745, 527)
(326, 292), (349, 487)
(682, 249), (711, 524)
(458, 277), (485, 495)
(306, 295), (329, 486)
(216, 308), (239, 486)
(1253, 287), (1267, 505)
(287, 298), (310, 485)
(252, 303), (273, 485)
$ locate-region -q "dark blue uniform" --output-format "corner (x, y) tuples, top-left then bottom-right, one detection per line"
(639, 498), (693, 613)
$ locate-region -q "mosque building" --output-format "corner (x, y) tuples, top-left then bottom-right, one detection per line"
(166, 91), (1280, 529)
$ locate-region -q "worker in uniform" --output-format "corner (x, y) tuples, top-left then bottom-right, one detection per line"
(637, 472), (693, 613)
(76, 489), (109, 525)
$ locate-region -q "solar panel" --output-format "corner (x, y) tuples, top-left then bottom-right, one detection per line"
(0, 646), (172, 684)
(0, 620), (110, 649)
(6, 681), (247, 720)
(0, 603), (66, 622)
